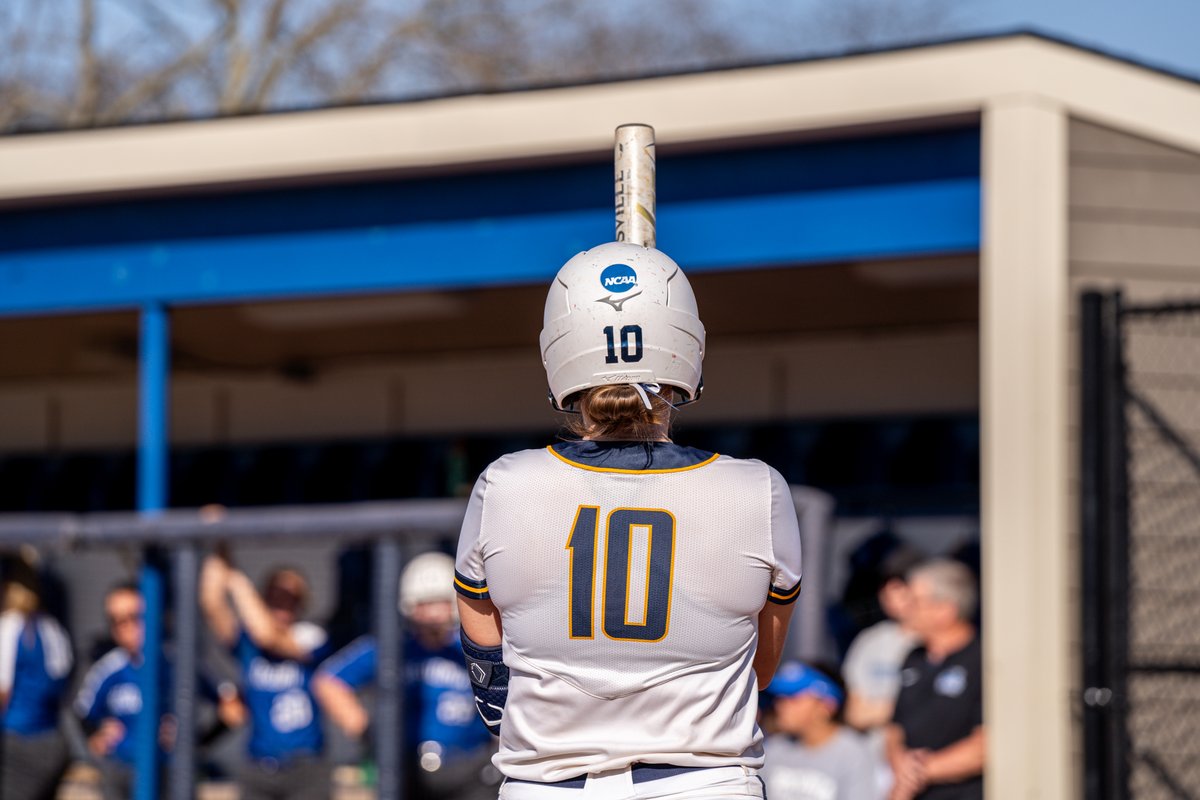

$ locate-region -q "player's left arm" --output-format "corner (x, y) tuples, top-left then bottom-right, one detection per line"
(756, 465), (802, 689)
(312, 637), (377, 740)
(922, 725), (985, 784)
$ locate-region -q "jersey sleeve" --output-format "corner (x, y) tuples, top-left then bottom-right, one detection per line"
(890, 650), (921, 727)
(74, 663), (113, 723)
(37, 616), (74, 680)
(317, 636), (378, 689)
(765, 466), (803, 605)
(0, 611), (21, 695)
(233, 628), (254, 664)
(290, 621), (331, 662)
(453, 469), (491, 601)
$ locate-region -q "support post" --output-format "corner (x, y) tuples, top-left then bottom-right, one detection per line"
(169, 544), (199, 800)
(373, 538), (403, 800)
(980, 97), (1072, 799)
(135, 302), (170, 800)
(1099, 293), (1131, 799)
(1079, 291), (1107, 799)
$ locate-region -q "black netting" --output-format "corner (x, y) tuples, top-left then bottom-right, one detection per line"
(1122, 307), (1200, 799)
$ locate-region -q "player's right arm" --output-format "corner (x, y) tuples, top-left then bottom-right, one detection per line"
(458, 596), (501, 646)
(454, 468), (507, 734)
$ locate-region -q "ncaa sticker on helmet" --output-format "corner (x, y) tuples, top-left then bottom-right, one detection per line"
(539, 242), (705, 409)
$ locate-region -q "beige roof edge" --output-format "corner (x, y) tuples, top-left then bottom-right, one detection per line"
(2, 34), (1198, 204)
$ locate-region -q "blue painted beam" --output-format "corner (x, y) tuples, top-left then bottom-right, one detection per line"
(134, 303), (169, 800)
(138, 303), (170, 512)
(0, 178), (978, 317)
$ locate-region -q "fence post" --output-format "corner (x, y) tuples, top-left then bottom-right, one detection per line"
(1080, 290), (1132, 800)
(170, 543), (199, 800)
(1100, 292), (1132, 799)
(373, 537), (404, 800)
(1080, 291), (1109, 798)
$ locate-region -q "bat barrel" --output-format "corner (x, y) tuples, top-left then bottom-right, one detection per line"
(614, 124), (656, 248)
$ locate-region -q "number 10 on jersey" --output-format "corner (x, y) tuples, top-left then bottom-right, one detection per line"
(566, 506), (676, 642)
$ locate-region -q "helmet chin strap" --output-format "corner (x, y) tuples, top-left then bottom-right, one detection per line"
(639, 382), (683, 411)
(630, 383), (654, 410)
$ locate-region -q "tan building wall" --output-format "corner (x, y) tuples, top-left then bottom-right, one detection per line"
(0, 325), (978, 451)
(1067, 118), (1200, 797)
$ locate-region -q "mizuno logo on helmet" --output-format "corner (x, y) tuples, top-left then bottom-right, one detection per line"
(599, 264), (638, 293)
(597, 291), (641, 312)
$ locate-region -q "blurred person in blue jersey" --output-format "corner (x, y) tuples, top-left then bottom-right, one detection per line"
(314, 551), (497, 800)
(0, 554), (74, 800)
(200, 551), (334, 800)
(761, 662), (876, 800)
(75, 580), (230, 800)
(75, 580), (169, 799)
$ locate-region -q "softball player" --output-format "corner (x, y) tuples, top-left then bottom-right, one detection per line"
(455, 242), (803, 799)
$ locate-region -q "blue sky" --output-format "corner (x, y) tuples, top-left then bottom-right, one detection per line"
(969, 0), (1200, 78)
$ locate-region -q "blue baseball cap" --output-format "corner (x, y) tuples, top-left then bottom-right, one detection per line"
(766, 662), (845, 708)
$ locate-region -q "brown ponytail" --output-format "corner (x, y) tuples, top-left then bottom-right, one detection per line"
(565, 384), (676, 441)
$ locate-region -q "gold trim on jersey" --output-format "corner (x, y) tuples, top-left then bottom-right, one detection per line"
(546, 446), (720, 474)
(454, 577), (490, 596)
(768, 579), (803, 604)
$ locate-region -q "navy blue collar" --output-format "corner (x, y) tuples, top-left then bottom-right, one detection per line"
(549, 441), (718, 473)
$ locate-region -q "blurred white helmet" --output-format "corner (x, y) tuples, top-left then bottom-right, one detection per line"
(398, 552), (457, 617)
(539, 242), (705, 410)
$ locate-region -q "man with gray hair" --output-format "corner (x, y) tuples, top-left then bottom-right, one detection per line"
(884, 558), (983, 800)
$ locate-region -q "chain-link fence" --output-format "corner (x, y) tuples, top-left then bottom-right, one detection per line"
(1082, 292), (1200, 800)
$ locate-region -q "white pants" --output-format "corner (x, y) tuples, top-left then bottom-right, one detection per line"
(498, 766), (765, 800)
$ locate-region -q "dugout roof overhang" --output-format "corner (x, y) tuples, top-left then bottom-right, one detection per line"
(2, 33), (1198, 320)
(1, 32), (1199, 206)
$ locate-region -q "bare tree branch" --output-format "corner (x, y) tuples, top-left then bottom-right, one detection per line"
(244, 0), (364, 110)
(0, 0), (973, 134)
(95, 25), (233, 124)
(68, 0), (100, 126)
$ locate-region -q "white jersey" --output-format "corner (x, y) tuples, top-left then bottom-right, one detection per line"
(454, 440), (803, 782)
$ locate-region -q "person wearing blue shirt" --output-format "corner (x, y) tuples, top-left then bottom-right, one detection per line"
(314, 551), (497, 800)
(75, 580), (231, 800)
(0, 556), (74, 800)
(200, 553), (333, 800)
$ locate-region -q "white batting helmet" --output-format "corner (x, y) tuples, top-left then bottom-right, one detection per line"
(539, 242), (705, 410)
(398, 552), (457, 617)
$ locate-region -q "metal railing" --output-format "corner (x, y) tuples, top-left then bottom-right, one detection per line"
(1, 487), (832, 800)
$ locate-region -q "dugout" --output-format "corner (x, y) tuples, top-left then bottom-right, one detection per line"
(1, 31), (1200, 799)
